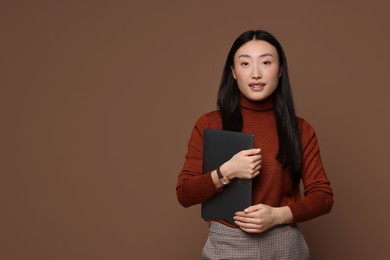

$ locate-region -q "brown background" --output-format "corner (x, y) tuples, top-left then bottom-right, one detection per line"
(1, 1), (389, 259)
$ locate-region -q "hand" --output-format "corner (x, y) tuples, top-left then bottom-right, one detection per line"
(233, 204), (293, 233)
(221, 148), (262, 180)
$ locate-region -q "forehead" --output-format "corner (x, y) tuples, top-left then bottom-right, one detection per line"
(234, 40), (278, 58)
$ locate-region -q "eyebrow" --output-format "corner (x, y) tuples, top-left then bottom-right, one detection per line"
(238, 53), (273, 58)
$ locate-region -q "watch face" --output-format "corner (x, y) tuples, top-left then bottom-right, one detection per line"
(221, 177), (230, 185)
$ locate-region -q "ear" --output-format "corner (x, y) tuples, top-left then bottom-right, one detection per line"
(231, 66), (237, 79)
(278, 67), (283, 78)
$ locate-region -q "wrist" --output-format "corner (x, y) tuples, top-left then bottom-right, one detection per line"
(220, 162), (233, 180)
(211, 170), (224, 190)
(275, 206), (293, 225)
(217, 166), (230, 185)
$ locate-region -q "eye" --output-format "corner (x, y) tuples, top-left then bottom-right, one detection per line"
(262, 61), (271, 65)
(240, 62), (250, 67)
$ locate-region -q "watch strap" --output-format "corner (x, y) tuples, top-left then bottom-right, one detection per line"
(216, 166), (223, 179)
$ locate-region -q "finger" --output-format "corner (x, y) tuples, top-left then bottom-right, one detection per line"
(239, 224), (265, 233)
(235, 220), (264, 233)
(235, 220), (259, 228)
(234, 211), (245, 216)
(234, 210), (257, 218)
(241, 148), (261, 156)
(234, 211), (257, 219)
(250, 149), (263, 159)
(251, 162), (261, 170)
(244, 204), (263, 213)
(249, 168), (259, 176)
(241, 228), (263, 233)
(251, 170), (260, 178)
(248, 171), (260, 180)
(234, 215), (258, 223)
(249, 154), (262, 161)
(253, 164), (262, 172)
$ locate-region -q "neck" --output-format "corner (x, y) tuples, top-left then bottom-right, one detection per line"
(240, 94), (274, 112)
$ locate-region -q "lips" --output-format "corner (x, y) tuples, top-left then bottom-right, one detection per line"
(249, 82), (265, 90)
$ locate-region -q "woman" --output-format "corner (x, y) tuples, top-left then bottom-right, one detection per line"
(176, 30), (333, 259)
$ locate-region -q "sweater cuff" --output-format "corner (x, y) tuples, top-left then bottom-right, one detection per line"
(288, 203), (308, 224)
(192, 170), (220, 201)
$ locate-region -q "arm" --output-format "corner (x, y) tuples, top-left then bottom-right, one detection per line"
(176, 113), (262, 208)
(176, 116), (220, 207)
(288, 119), (334, 223)
(234, 119), (333, 232)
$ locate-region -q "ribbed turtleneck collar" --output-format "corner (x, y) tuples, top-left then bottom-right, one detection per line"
(240, 94), (274, 112)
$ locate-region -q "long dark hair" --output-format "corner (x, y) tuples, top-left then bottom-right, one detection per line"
(217, 30), (301, 184)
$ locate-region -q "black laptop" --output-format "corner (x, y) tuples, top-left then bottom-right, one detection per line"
(201, 128), (254, 225)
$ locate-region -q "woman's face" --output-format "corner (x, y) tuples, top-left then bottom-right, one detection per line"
(232, 40), (281, 102)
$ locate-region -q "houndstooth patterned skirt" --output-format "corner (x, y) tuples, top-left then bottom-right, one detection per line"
(201, 222), (310, 260)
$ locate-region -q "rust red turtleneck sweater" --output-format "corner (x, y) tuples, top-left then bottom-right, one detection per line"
(176, 96), (333, 224)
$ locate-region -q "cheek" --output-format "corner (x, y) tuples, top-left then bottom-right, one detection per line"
(270, 79), (279, 93)
(236, 71), (250, 84)
(270, 70), (281, 83)
(271, 78), (279, 88)
(236, 80), (246, 91)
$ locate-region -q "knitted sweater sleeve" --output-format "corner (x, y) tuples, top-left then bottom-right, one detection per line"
(289, 119), (334, 223)
(176, 113), (221, 208)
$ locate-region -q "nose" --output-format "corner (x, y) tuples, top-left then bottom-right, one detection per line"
(251, 65), (262, 79)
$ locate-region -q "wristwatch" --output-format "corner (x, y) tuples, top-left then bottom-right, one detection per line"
(216, 166), (230, 185)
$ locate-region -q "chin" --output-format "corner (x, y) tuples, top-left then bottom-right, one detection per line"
(247, 95), (269, 102)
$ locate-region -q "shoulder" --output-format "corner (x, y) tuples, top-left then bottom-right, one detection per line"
(186, 110), (222, 148)
(296, 116), (318, 145)
(194, 110), (222, 130)
(296, 117), (314, 133)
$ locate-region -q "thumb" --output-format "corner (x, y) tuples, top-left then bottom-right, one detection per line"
(244, 203), (263, 213)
